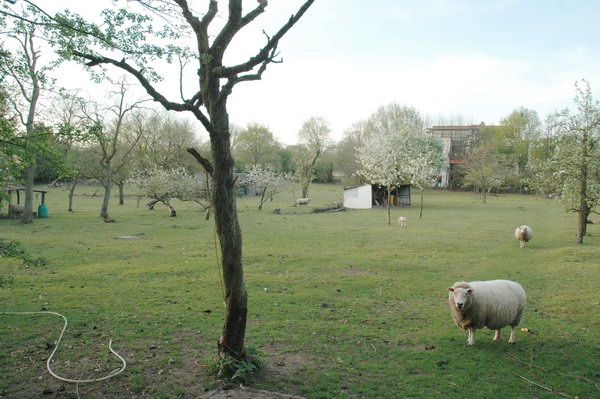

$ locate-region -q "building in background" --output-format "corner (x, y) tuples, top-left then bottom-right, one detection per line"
(426, 124), (481, 189)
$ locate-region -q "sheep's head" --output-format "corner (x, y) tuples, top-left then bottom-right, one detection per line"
(448, 285), (473, 311)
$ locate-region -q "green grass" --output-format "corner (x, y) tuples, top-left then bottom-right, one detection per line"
(1, 184), (599, 398)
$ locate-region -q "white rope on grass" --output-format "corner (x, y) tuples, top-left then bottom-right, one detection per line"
(0, 311), (126, 383)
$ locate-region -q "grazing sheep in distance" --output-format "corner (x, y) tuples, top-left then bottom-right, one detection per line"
(514, 225), (533, 248)
(398, 216), (407, 227)
(448, 280), (526, 346)
(295, 198), (310, 206)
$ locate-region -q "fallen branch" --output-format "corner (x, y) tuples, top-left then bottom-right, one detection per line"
(513, 372), (570, 398)
(311, 204), (345, 213)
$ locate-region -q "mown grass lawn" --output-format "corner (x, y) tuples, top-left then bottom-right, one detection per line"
(1, 184), (599, 398)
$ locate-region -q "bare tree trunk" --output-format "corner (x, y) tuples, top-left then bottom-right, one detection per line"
(118, 182), (125, 205)
(167, 203), (177, 217)
(258, 187), (267, 210)
(482, 186), (487, 204)
(101, 163), (113, 219)
(577, 172), (589, 244)
(68, 183), (77, 212)
(419, 188), (424, 219)
(301, 182), (309, 199)
(211, 115), (247, 356)
(21, 165), (35, 224)
(386, 187), (391, 225)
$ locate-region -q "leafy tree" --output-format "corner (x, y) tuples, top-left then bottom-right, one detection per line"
(405, 134), (444, 218)
(356, 104), (426, 224)
(0, 86), (21, 210)
(130, 167), (209, 217)
(333, 121), (368, 186)
(243, 165), (292, 210)
(296, 116), (331, 198)
(547, 80), (600, 244)
(10, 0), (316, 360)
(312, 155), (334, 183)
(0, 3), (54, 223)
(498, 107), (542, 192)
(527, 130), (559, 198)
(80, 80), (146, 219)
(132, 111), (204, 173)
(235, 122), (280, 169)
(461, 127), (510, 204)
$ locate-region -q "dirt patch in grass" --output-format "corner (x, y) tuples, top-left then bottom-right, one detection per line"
(263, 350), (313, 377)
(203, 386), (305, 398)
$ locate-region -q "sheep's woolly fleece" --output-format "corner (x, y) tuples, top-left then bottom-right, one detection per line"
(449, 280), (526, 331)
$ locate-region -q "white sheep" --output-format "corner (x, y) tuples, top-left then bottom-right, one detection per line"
(448, 280), (526, 346)
(398, 216), (407, 227)
(514, 225), (533, 248)
(295, 198), (310, 206)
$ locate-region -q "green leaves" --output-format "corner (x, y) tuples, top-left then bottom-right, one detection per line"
(216, 345), (263, 384)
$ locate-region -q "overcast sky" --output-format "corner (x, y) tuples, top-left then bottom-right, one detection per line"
(45, 0), (600, 144)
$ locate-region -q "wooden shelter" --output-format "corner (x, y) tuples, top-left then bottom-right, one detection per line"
(343, 184), (411, 209)
(3, 184), (48, 205)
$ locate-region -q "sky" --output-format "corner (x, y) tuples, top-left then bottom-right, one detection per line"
(35, 0), (600, 144)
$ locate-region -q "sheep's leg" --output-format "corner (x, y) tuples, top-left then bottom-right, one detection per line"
(520, 240), (525, 248)
(467, 328), (476, 346)
(493, 330), (501, 341)
(508, 327), (516, 343)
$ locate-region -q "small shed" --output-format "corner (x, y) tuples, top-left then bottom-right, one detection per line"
(343, 184), (411, 209)
(3, 184), (48, 205)
(342, 184), (372, 209)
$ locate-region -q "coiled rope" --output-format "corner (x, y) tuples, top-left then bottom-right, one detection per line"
(0, 311), (126, 383)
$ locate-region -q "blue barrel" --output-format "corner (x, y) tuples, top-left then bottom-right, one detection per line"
(38, 204), (48, 218)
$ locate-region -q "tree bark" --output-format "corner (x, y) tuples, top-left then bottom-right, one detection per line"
(21, 165), (35, 224)
(118, 182), (125, 205)
(210, 113), (247, 356)
(100, 163), (113, 219)
(258, 187), (267, 210)
(386, 187), (391, 225)
(301, 184), (309, 199)
(577, 168), (589, 244)
(419, 188), (424, 219)
(68, 183), (76, 212)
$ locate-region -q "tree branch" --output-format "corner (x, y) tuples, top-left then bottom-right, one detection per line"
(215, 0), (314, 78)
(71, 50), (213, 134)
(187, 148), (214, 176)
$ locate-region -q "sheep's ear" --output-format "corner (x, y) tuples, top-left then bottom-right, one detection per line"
(448, 287), (455, 292)
(467, 288), (473, 293)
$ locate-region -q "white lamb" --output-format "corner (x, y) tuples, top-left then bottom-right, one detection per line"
(398, 216), (407, 227)
(448, 280), (526, 346)
(514, 225), (533, 248)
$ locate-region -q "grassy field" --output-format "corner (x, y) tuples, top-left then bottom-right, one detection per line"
(1, 184), (599, 398)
